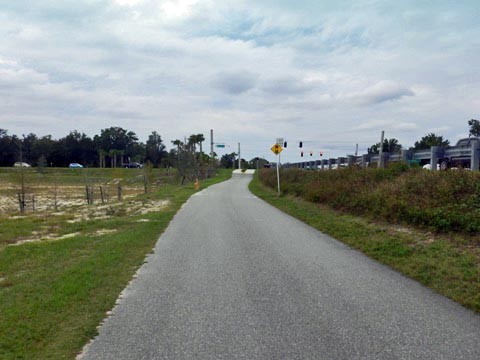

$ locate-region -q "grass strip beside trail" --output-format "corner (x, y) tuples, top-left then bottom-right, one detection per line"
(249, 173), (480, 314)
(0, 170), (231, 360)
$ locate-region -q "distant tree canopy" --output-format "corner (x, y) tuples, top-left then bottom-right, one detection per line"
(248, 157), (269, 169)
(0, 129), (21, 166)
(145, 131), (167, 167)
(169, 134), (214, 183)
(413, 133), (450, 150)
(220, 153), (237, 168)
(0, 128), (255, 175)
(367, 138), (402, 154)
(0, 127), (168, 168)
(468, 119), (480, 137)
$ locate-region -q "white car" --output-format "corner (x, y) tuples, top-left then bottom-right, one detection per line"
(422, 163), (440, 170)
(14, 162), (31, 167)
(69, 163), (84, 168)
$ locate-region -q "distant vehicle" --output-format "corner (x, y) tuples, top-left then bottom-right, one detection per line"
(69, 163), (84, 168)
(438, 137), (479, 170)
(263, 164), (272, 168)
(124, 162), (143, 168)
(14, 162), (31, 167)
(422, 163), (440, 170)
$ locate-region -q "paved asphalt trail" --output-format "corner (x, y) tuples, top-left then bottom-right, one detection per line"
(80, 172), (480, 359)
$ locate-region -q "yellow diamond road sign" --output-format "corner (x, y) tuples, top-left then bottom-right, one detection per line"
(271, 143), (283, 155)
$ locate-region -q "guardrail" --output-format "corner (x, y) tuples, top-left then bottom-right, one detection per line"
(283, 139), (480, 171)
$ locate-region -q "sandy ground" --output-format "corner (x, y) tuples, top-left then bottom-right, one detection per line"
(6, 198), (170, 246)
(0, 182), (147, 214)
(2, 178), (170, 246)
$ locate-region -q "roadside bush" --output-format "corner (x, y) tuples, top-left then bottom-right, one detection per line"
(259, 166), (480, 234)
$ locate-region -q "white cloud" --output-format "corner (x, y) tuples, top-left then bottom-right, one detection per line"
(16, 25), (44, 41)
(354, 120), (418, 132)
(161, 0), (201, 21)
(428, 126), (451, 134)
(112, 0), (143, 7)
(212, 71), (258, 95)
(349, 81), (415, 105)
(0, 0), (478, 161)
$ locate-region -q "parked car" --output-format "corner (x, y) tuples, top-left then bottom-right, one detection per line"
(422, 163), (440, 170)
(438, 137), (479, 170)
(14, 162), (31, 167)
(69, 163), (84, 168)
(124, 162), (143, 168)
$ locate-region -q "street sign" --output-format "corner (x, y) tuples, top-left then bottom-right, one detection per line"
(271, 143), (283, 155)
(271, 143), (282, 196)
(215, 144), (225, 148)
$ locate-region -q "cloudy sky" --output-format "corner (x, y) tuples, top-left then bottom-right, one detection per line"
(0, 0), (479, 162)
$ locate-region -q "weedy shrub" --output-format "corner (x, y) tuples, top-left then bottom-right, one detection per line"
(259, 166), (480, 234)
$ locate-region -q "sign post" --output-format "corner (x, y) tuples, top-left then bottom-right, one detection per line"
(271, 143), (283, 196)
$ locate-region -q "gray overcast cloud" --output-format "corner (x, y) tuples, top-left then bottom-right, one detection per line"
(0, 0), (479, 162)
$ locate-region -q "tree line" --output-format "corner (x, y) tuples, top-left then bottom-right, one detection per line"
(3, 119), (477, 168)
(0, 126), (269, 171)
(0, 127), (171, 168)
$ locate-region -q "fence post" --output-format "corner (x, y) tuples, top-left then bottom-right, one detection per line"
(430, 146), (439, 171)
(471, 139), (480, 171)
(18, 193), (25, 212)
(100, 186), (105, 204)
(328, 158), (333, 170)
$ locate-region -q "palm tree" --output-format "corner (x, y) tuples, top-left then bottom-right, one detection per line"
(172, 139), (182, 151)
(98, 149), (107, 168)
(188, 135), (198, 153)
(196, 134), (205, 155)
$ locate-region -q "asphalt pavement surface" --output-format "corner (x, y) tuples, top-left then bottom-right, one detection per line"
(79, 172), (480, 359)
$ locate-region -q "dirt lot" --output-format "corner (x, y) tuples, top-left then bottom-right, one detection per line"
(0, 167), (175, 247)
(0, 181), (148, 213)
(0, 167), (173, 213)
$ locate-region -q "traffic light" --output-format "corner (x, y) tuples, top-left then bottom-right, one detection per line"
(299, 141), (303, 148)
(310, 151), (313, 156)
(320, 152), (323, 157)
(301, 151), (304, 157)
(284, 141), (287, 148)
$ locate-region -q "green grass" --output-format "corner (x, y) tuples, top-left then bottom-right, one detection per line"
(0, 169), (231, 359)
(249, 172), (480, 313)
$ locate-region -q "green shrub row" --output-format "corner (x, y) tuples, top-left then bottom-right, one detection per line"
(259, 164), (480, 234)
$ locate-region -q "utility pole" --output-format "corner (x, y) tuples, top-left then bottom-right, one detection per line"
(238, 142), (241, 169)
(210, 129), (214, 166)
(378, 130), (385, 168)
(355, 143), (358, 156)
(276, 159), (280, 196)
